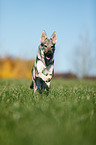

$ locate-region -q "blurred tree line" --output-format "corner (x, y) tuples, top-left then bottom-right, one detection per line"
(0, 57), (34, 78)
(73, 33), (96, 78)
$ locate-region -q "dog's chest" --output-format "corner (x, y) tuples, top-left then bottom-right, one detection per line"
(37, 60), (53, 75)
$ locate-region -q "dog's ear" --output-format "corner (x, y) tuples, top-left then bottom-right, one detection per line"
(51, 32), (57, 44)
(40, 30), (47, 43)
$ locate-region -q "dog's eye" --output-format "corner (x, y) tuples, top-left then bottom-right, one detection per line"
(51, 46), (54, 48)
(44, 45), (47, 48)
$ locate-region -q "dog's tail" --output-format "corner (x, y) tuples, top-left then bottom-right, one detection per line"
(30, 81), (33, 89)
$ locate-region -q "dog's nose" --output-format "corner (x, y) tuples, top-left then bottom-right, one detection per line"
(48, 50), (52, 54)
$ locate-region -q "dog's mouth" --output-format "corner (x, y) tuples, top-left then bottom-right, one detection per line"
(45, 51), (53, 60)
(46, 56), (50, 60)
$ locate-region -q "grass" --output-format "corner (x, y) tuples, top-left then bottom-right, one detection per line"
(0, 78), (96, 145)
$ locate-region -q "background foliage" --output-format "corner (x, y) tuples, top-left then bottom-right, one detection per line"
(0, 57), (34, 78)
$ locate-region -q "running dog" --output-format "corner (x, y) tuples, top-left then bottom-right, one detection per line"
(30, 30), (57, 93)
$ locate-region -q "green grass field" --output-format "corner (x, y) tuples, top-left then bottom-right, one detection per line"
(0, 79), (96, 145)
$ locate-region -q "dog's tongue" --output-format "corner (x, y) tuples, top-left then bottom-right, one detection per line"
(46, 56), (50, 60)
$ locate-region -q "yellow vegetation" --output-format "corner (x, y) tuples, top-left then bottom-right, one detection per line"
(0, 57), (34, 78)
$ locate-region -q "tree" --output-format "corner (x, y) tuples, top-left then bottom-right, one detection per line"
(74, 33), (96, 78)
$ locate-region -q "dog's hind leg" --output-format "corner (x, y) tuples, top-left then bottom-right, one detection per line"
(36, 78), (42, 94)
(33, 80), (37, 93)
(41, 80), (50, 94)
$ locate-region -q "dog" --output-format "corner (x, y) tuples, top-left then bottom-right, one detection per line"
(30, 30), (57, 93)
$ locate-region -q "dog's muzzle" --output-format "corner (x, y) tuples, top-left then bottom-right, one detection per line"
(45, 51), (53, 60)
(45, 51), (53, 66)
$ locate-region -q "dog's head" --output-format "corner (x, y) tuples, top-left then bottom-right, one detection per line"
(40, 30), (57, 65)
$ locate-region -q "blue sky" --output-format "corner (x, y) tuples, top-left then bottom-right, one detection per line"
(0, 0), (96, 75)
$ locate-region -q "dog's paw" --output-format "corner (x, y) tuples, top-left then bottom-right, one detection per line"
(37, 72), (47, 81)
(47, 74), (52, 79)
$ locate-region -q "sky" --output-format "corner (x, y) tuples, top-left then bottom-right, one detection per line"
(0, 0), (96, 76)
